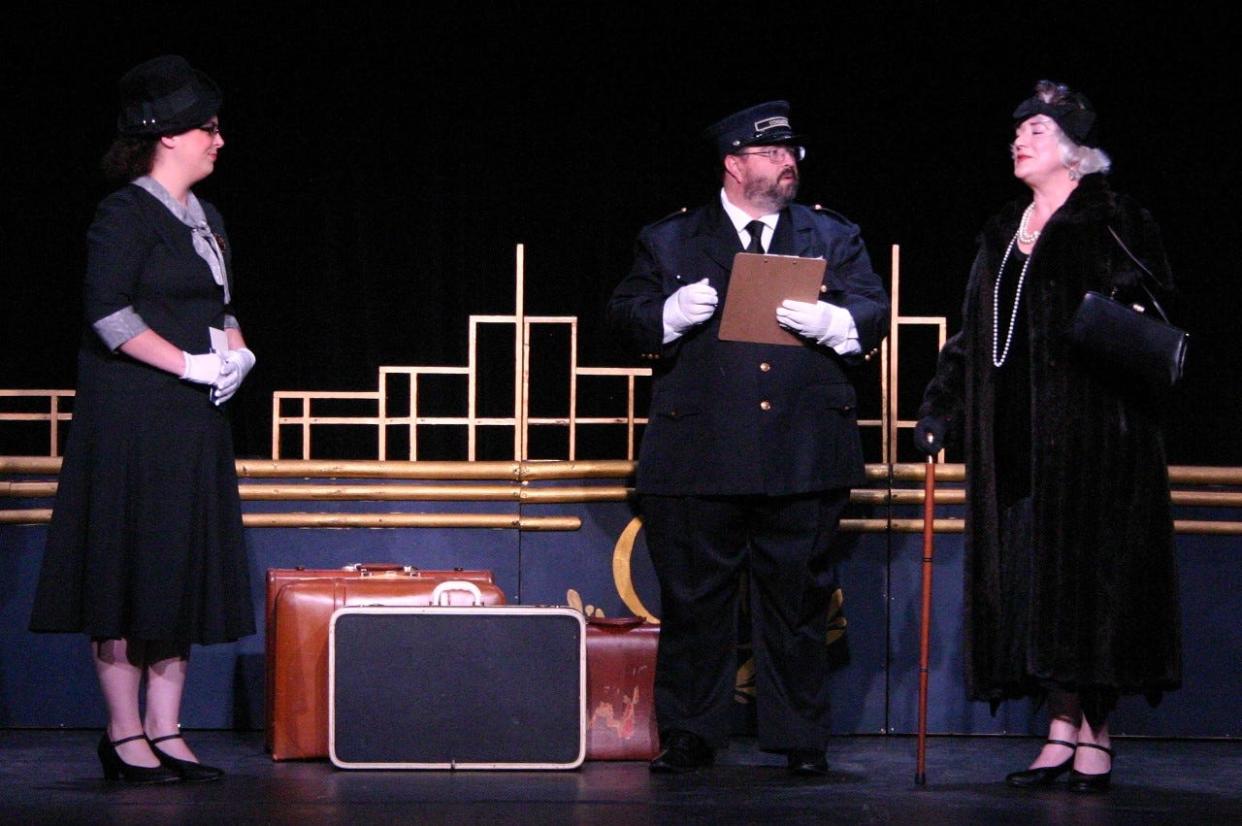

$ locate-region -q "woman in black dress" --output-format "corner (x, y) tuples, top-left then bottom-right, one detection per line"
(29, 56), (257, 783)
(916, 81), (1180, 792)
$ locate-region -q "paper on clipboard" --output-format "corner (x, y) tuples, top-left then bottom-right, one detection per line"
(717, 252), (826, 345)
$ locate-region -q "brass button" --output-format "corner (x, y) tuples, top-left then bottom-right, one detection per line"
(759, 362), (771, 372)
(760, 400), (772, 411)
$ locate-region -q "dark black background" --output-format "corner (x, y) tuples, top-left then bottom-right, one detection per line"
(2, 3), (1236, 462)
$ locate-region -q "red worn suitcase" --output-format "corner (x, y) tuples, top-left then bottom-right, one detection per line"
(264, 563), (494, 752)
(584, 616), (660, 760)
(269, 569), (505, 760)
(329, 584), (586, 770)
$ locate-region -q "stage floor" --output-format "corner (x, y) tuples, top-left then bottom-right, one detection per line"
(1, 731), (1237, 824)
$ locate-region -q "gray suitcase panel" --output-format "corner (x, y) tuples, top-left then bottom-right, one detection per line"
(330, 606), (585, 769)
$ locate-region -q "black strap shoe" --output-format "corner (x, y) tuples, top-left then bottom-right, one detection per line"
(148, 733), (225, 782)
(649, 730), (714, 774)
(786, 749), (828, 777)
(97, 733), (180, 784)
(1005, 739), (1077, 788)
(1067, 742), (1113, 793)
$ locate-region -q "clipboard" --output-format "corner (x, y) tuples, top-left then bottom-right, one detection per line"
(717, 252), (826, 345)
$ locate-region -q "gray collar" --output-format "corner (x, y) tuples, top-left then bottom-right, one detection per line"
(132, 175), (230, 304)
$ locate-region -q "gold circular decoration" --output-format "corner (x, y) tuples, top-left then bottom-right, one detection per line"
(612, 516), (659, 623)
(826, 587), (847, 646)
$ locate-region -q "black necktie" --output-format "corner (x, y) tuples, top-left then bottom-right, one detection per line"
(745, 220), (766, 254)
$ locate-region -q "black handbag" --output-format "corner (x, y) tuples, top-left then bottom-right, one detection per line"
(1066, 227), (1188, 391)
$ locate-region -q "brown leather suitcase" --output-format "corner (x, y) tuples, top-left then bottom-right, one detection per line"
(266, 564), (494, 633)
(269, 570), (504, 760)
(264, 564), (494, 752)
(584, 616), (660, 760)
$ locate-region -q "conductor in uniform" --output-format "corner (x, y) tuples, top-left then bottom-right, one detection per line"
(607, 101), (889, 775)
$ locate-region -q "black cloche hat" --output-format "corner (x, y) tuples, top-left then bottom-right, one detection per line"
(116, 55), (222, 137)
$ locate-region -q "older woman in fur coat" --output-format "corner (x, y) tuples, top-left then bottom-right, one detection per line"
(916, 81), (1180, 793)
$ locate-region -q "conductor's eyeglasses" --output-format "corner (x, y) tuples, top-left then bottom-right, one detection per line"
(734, 145), (805, 163)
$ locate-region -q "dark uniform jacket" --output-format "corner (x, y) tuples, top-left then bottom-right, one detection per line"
(608, 197), (889, 496)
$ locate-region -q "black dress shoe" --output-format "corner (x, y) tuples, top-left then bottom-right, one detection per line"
(1067, 742), (1113, 793)
(786, 749), (828, 777)
(1005, 739), (1077, 788)
(97, 733), (180, 784)
(149, 733), (225, 782)
(649, 730), (714, 774)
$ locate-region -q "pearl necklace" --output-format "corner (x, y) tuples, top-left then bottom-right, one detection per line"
(1017, 203), (1041, 246)
(992, 231), (1032, 368)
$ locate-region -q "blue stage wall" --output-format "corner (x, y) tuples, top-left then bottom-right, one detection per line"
(1, 486), (1237, 737)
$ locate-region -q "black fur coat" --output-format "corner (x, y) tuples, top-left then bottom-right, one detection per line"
(920, 174), (1181, 702)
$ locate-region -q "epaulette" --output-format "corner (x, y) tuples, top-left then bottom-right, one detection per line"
(651, 207), (690, 225)
(810, 203), (857, 227)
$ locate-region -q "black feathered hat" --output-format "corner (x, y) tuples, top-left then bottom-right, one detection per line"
(1012, 80), (1098, 147)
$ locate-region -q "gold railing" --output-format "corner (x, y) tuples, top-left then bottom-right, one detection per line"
(880, 245), (949, 463)
(0, 243), (971, 465)
(0, 390), (74, 458)
(2, 457), (1240, 534)
(3, 242), (1241, 536)
(267, 244), (934, 463)
(271, 247), (650, 461)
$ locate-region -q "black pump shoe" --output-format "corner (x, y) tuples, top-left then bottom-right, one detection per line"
(1067, 742), (1113, 793)
(97, 733), (180, 784)
(148, 733), (225, 782)
(1005, 739), (1077, 788)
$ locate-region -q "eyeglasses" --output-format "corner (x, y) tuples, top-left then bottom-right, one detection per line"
(735, 145), (805, 163)
(196, 123), (223, 137)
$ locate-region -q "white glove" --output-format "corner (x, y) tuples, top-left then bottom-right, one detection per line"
(662, 278), (718, 342)
(212, 347), (256, 405)
(182, 351), (224, 385)
(776, 299), (861, 355)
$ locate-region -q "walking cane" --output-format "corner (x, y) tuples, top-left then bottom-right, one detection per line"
(915, 456), (936, 786)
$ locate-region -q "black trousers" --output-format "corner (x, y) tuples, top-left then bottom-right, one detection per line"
(640, 489), (849, 751)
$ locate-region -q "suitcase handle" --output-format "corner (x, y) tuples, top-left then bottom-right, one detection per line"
(430, 580), (484, 606)
(586, 616), (647, 628)
(342, 563), (412, 574)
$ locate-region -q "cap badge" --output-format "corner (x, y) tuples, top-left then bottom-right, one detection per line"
(753, 116), (790, 133)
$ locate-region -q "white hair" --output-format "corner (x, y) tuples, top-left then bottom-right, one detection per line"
(1055, 127), (1112, 179)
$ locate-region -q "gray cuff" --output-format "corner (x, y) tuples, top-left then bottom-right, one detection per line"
(221, 314), (241, 330)
(92, 306), (150, 351)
